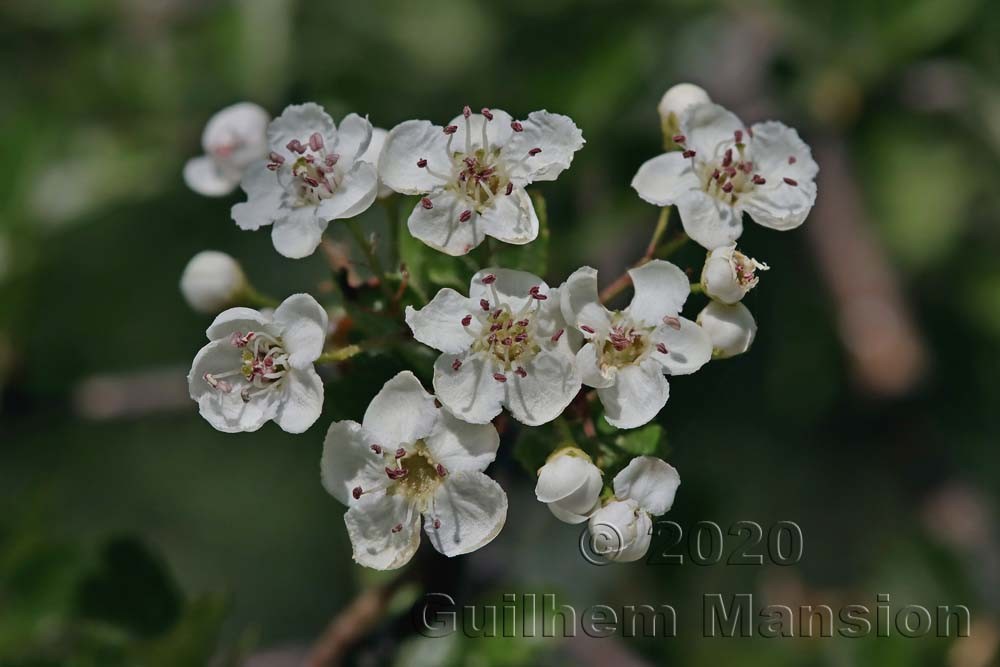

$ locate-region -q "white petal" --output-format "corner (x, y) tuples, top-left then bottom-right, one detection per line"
(205, 306), (271, 341)
(680, 102), (745, 160)
(180, 251), (247, 314)
(362, 371), (438, 449)
(613, 456), (680, 516)
(630, 152), (700, 206)
(316, 161), (379, 221)
(648, 317), (712, 375)
(447, 109), (514, 155)
(231, 162), (283, 231)
(700, 245), (743, 304)
(345, 492), (421, 570)
(597, 359), (669, 429)
(468, 267), (548, 315)
(588, 499), (651, 563)
(697, 301), (757, 359)
(477, 186), (539, 246)
(536, 453), (602, 518)
(424, 408), (500, 473)
(272, 293), (328, 368)
(748, 121), (818, 182)
(188, 340), (278, 433)
(267, 103), (336, 155)
(379, 120), (450, 194)
(676, 190), (743, 250)
(271, 207), (326, 259)
(741, 179), (817, 232)
(202, 102), (270, 170)
(625, 259), (690, 327)
(548, 504), (592, 524)
(504, 348), (581, 426)
(274, 367), (324, 434)
(183, 156), (240, 197)
(407, 190), (487, 256)
(559, 266), (613, 338)
(657, 83), (711, 124)
(503, 110), (584, 182)
(333, 113), (372, 165)
(432, 352), (505, 425)
(405, 288), (477, 355)
(576, 343), (615, 389)
(321, 420), (387, 505)
(361, 127), (394, 199)
(425, 471), (507, 558)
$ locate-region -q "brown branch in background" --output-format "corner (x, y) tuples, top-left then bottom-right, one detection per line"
(806, 138), (926, 396)
(599, 208), (673, 304)
(305, 574), (407, 667)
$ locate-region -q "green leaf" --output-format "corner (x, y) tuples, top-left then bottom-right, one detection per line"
(614, 423), (664, 456)
(492, 191), (549, 276)
(513, 422), (562, 475)
(130, 594), (230, 667)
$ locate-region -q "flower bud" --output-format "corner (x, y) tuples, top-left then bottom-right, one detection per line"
(700, 245), (769, 304)
(180, 251), (248, 314)
(658, 83), (711, 137)
(535, 447), (603, 524)
(588, 499), (652, 562)
(697, 301), (757, 359)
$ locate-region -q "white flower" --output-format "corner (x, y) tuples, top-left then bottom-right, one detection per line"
(632, 102), (819, 250)
(184, 102), (270, 197)
(535, 447), (603, 524)
(180, 250), (248, 314)
(700, 244), (768, 304)
(405, 268), (582, 426)
(697, 301), (757, 359)
(188, 293), (328, 433)
(657, 83), (711, 135)
(560, 260), (712, 429)
(321, 371), (505, 570)
(588, 456), (680, 563)
(359, 126), (393, 200)
(380, 106), (584, 256)
(231, 103), (379, 259)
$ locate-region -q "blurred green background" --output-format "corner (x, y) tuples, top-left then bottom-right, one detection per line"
(2, 0), (1000, 665)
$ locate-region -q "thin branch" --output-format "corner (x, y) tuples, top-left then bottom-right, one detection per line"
(599, 207), (675, 304)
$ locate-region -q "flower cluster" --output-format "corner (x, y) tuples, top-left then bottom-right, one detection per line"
(181, 87), (817, 568)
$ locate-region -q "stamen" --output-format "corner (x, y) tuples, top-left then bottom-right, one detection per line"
(672, 134), (686, 143)
(286, 139), (306, 154)
(452, 358), (462, 371)
(352, 486), (362, 500)
(783, 177), (799, 186)
(268, 151), (285, 165)
(436, 463), (448, 477)
(461, 315), (472, 326)
(443, 125), (458, 135)
(459, 209), (472, 222)
(662, 316), (681, 330)
(505, 182), (513, 195)
(656, 343), (669, 354)
(420, 197), (434, 210)
(386, 467), (409, 480)
(551, 328), (564, 342)
(734, 129), (743, 143)
(514, 367), (527, 378)
(511, 120), (524, 132)
(721, 182), (734, 193)
(309, 133), (324, 151)
(682, 150), (696, 158)
(482, 273), (497, 284)
(417, 158), (427, 168)
(493, 373), (507, 383)
(480, 299), (490, 311)
(395, 447), (406, 459)
(752, 175), (766, 185)
(463, 105), (472, 118)
(433, 518), (441, 530)
(581, 325), (595, 334)
(371, 444), (383, 455)
(722, 149), (733, 167)
(391, 523), (403, 533)
(481, 108), (494, 120)
(528, 147), (542, 156)
(788, 156), (797, 164)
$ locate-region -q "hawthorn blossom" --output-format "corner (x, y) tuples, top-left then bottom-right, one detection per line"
(184, 102), (270, 197)
(321, 371), (505, 570)
(379, 106), (584, 256)
(561, 260), (712, 429)
(180, 250), (247, 314)
(700, 244), (768, 304)
(405, 268), (581, 426)
(535, 447), (603, 524)
(359, 126), (393, 200)
(632, 102), (819, 250)
(588, 456), (680, 563)
(231, 103), (378, 259)
(697, 301), (757, 359)
(188, 293), (328, 433)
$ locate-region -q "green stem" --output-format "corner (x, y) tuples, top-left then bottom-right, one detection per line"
(689, 282), (704, 294)
(237, 285), (279, 309)
(344, 219), (395, 305)
(316, 346), (362, 364)
(644, 206), (671, 259)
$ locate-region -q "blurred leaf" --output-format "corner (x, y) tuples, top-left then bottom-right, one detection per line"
(613, 422), (663, 456)
(493, 191), (550, 276)
(513, 422), (562, 475)
(130, 594), (230, 667)
(76, 537), (182, 639)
